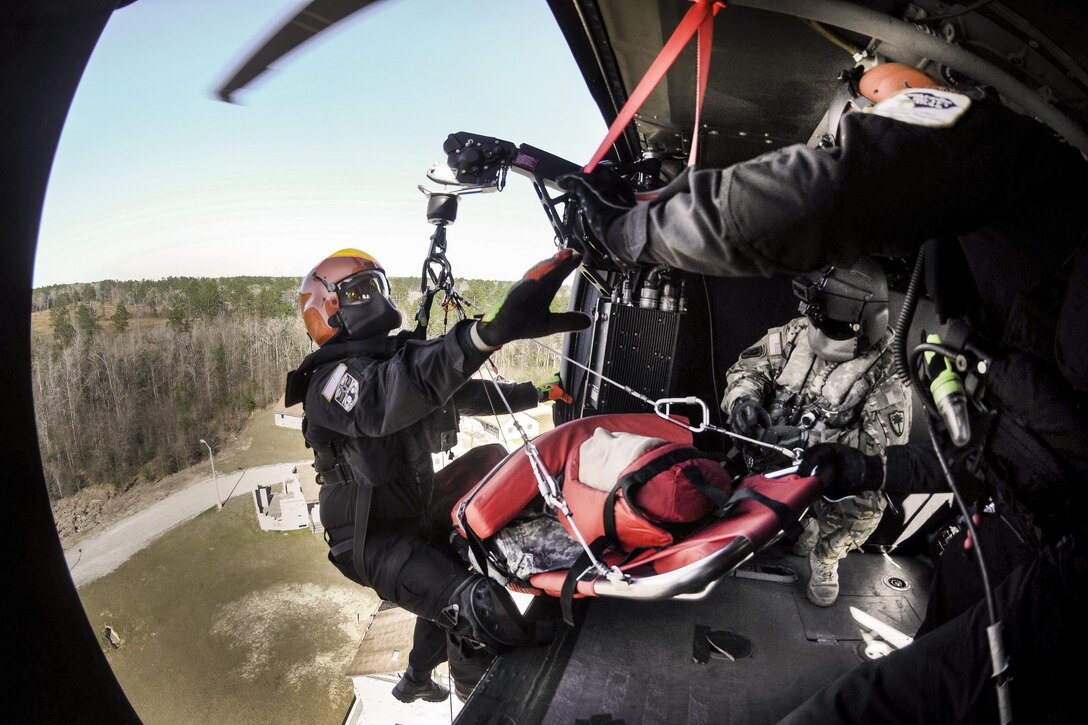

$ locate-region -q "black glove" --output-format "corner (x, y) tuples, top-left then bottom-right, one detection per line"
(476, 249), (592, 348)
(799, 443), (884, 500)
(557, 167), (636, 266)
(728, 399), (771, 439)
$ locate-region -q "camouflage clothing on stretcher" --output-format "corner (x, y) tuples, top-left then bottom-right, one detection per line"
(722, 316), (912, 563)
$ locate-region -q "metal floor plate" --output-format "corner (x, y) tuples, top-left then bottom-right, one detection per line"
(458, 543), (933, 725)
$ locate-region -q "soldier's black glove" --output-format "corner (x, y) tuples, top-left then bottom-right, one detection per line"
(557, 167), (636, 267)
(476, 249), (591, 348)
(728, 399), (771, 440)
(799, 443), (884, 500)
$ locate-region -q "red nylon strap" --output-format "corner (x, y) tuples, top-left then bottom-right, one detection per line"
(583, 0), (725, 175)
(689, 1), (723, 166)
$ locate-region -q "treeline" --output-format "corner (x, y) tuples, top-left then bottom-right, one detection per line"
(33, 276), (298, 325)
(32, 276), (568, 501)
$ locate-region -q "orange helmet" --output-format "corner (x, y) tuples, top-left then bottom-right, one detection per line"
(821, 62), (941, 147)
(858, 62), (938, 103)
(299, 249), (401, 346)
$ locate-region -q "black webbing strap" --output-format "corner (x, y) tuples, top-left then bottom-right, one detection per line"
(602, 447), (707, 546)
(350, 483), (374, 581)
(485, 577), (554, 647)
(714, 484), (802, 540)
(560, 537), (610, 627)
(315, 460), (354, 487)
(329, 537), (353, 558)
(682, 464), (736, 512)
(462, 518), (493, 580)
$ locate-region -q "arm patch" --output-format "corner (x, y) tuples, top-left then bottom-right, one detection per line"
(864, 89), (971, 128)
(888, 409), (906, 438)
(768, 331), (783, 357)
(321, 362), (360, 412)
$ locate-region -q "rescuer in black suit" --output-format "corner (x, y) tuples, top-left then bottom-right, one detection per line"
(285, 248), (587, 703)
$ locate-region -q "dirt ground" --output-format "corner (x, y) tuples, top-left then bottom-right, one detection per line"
(51, 473), (203, 551)
(50, 404), (309, 551)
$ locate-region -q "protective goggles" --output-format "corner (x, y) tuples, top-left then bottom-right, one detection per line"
(337, 270), (390, 306)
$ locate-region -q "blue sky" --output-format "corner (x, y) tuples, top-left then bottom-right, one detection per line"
(34, 0), (607, 287)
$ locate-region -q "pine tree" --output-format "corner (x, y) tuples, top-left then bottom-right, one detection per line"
(50, 304), (76, 348)
(111, 301), (131, 333)
(75, 303), (100, 337)
(167, 304), (191, 333)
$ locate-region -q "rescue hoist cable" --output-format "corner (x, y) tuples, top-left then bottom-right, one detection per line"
(414, 195), (477, 336)
(529, 336), (804, 463)
(476, 360), (626, 583)
(416, 165), (622, 583)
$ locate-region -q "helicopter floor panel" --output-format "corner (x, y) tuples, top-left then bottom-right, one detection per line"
(457, 543), (933, 724)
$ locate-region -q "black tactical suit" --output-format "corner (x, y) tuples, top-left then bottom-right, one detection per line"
(569, 86), (1088, 723)
(289, 320), (538, 683)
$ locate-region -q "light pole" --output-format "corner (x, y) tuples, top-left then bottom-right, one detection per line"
(198, 439), (222, 510)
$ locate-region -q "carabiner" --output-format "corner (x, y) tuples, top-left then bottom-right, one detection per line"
(654, 397), (709, 432)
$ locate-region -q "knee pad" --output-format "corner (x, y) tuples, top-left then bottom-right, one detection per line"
(441, 576), (553, 654)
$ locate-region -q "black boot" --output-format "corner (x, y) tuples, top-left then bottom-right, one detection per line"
(391, 667), (450, 703)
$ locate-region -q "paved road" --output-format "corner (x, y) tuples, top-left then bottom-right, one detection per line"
(64, 461), (310, 588)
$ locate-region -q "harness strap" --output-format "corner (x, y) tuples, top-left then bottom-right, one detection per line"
(560, 537), (612, 627)
(315, 460), (354, 486)
(350, 483), (374, 581)
(678, 462), (734, 512)
(603, 447), (708, 547)
(584, 0), (726, 174)
(462, 517), (493, 581)
(487, 577), (553, 647)
(329, 537), (354, 559)
(716, 485), (802, 540)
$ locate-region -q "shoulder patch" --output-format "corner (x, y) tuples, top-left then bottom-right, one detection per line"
(321, 362), (360, 412)
(741, 344), (765, 360)
(864, 88), (971, 128)
(768, 331), (783, 357)
(889, 409), (906, 438)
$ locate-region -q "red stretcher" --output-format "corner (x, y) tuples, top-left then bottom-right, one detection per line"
(450, 413), (822, 610)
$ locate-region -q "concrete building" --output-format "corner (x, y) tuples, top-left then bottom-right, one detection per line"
(252, 464), (322, 534)
(341, 603), (462, 724)
(272, 394), (304, 430)
(459, 403), (554, 449)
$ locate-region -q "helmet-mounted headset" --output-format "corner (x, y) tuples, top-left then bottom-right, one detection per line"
(793, 258), (890, 362)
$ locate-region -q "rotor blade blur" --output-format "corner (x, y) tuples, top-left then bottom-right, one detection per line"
(214, 0), (383, 103)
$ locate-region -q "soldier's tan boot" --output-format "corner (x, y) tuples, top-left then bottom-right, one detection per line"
(807, 551), (839, 607)
(792, 517), (819, 556)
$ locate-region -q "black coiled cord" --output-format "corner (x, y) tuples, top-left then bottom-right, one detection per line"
(893, 245), (928, 387)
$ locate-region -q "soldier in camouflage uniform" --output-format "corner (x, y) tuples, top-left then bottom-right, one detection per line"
(721, 258), (911, 606)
